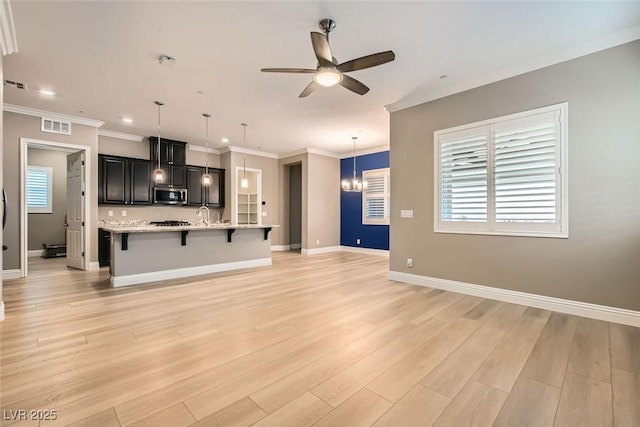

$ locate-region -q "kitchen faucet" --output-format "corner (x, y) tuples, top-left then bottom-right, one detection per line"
(196, 205), (210, 225)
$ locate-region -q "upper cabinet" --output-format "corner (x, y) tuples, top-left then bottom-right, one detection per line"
(149, 137), (186, 166)
(98, 155), (152, 205)
(186, 166), (225, 207)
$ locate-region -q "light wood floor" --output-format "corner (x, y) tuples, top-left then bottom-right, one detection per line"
(1, 252), (639, 426)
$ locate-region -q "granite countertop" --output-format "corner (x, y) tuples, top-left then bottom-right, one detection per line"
(101, 223), (280, 233)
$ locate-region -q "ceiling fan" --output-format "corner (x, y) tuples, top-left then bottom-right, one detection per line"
(260, 19), (395, 98)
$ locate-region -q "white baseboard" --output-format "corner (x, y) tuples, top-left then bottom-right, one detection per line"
(28, 249), (44, 257)
(271, 245), (290, 252)
(340, 246), (389, 257)
(290, 243), (302, 250)
(388, 271), (640, 328)
(0, 301), (4, 321)
(111, 257), (272, 287)
(301, 246), (342, 255)
(88, 262), (100, 271)
(3, 269), (22, 280)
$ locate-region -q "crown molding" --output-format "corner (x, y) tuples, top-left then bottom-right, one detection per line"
(386, 24), (640, 113)
(340, 145), (390, 159)
(278, 147), (341, 160)
(98, 129), (143, 142)
(0, 0), (17, 55)
(4, 104), (105, 127)
(222, 145), (279, 159)
(188, 144), (221, 155)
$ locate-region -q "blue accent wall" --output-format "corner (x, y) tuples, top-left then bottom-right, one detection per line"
(340, 151), (389, 250)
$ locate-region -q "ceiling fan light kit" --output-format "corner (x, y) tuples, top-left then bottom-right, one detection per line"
(261, 18), (395, 97)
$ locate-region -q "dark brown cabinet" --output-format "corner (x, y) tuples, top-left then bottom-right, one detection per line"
(156, 164), (187, 188)
(98, 155), (152, 205)
(186, 166), (225, 207)
(149, 137), (186, 166)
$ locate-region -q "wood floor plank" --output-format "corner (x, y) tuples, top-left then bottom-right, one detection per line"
(372, 384), (451, 427)
(554, 372), (613, 427)
(472, 309), (550, 392)
(494, 376), (561, 427)
(312, 388), (393, 427)
(65, 408), (121, 427)
(521, 312), (577, 388)
(609, 323), (640, 374)
(128, 402), (195, 427)
(567, 317), (611, 383)
(420, 302), (526, 398)
(432, 381), (507, 427)
(188, 397), (266, 427)
(611, 368), (640, 427)
(367, 317), (479, 402)
(250, 392), (331, 427)
(249, 319), (413, 413)
(0, 253), (636, 427)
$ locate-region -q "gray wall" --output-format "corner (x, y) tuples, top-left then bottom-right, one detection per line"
(27, 148), (67, 250)
(307, 153), (340, 249)
(3, 112), (99, 270)
(288, 163), (302, 246)
(390, 40), (640, 311)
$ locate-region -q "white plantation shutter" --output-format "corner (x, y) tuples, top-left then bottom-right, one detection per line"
(494, 112), (559, 226)
(435, 103), (567, 238)
(439, 127), (488, 223)
(363, 168), (390, 225)
(27, 166), (53, 213)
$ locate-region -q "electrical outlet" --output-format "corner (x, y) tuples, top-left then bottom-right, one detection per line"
(261, 212), (267, 217)
(108, 210), (113, 217)
(407, 258), (413, 268)
(316, 239), (320, 245)
(121, 210), (127, 217)
(356, 238), (361, 245)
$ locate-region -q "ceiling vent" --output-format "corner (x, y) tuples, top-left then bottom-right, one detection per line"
(4, 79), (27, 90)
(42, 118), (71, 135)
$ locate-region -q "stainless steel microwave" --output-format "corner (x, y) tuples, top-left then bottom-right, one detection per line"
(153, 187), (187, 205)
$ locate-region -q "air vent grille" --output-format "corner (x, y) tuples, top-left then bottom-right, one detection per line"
(4, 79), (27, 90)
(42, 118), (71, 135)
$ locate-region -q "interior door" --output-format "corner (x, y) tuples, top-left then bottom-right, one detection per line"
(66, 151), (85, 270)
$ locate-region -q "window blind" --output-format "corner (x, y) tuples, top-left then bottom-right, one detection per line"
(27, 166), (53, 213)
(363, 168), (390, 225)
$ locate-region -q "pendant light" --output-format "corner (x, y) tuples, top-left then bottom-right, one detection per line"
(341, 136), (367, 192)
(240, 123), (249, 189)
(201, 113), (212, 186)
(152, 101), (166, 184)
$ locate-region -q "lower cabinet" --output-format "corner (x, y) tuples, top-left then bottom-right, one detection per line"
(98, 228), (110, 267)
(187, 166), (225, 207)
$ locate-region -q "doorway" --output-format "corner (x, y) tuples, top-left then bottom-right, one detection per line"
(288, 163), (302, 251)
(20, 138), (90, 277)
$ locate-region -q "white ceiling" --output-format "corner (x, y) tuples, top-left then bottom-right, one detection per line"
(4, 1), (640, 155)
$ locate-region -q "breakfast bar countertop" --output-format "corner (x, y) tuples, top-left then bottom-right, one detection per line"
(101, 223), (280, 234)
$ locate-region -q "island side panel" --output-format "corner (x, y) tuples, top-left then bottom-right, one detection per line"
(110, 228), (271, 277)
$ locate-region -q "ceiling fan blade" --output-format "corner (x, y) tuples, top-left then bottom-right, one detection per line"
(299, 80), (319, 98)
(337, 51), (396, 73)
(260, 68), (317, 74)
(310, 32), (334, 68)
(339, 74), (370, 95)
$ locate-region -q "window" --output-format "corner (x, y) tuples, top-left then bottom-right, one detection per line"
(27, 166), (53, 213)
(435, 103), (568, 238)
(363, 168), (390, 225)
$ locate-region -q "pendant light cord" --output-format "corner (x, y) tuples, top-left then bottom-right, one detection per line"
(203, 113), (211, 174)
(352, 136), (357, 182)
(155, 101), (164, 173)
(242, 123), (248, 180)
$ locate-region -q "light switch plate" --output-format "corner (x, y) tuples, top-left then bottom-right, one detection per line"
(400, 209), (414, 218)
(261, 212), (267, 217)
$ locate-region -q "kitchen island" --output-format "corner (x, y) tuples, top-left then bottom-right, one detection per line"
(101, 223), (279, 287)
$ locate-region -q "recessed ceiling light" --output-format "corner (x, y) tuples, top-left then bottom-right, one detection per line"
(440, 75), (448, 79)
(39, 89), (56, 96)
(221, 137), (229, 143)
(122, 117), (133, 124)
